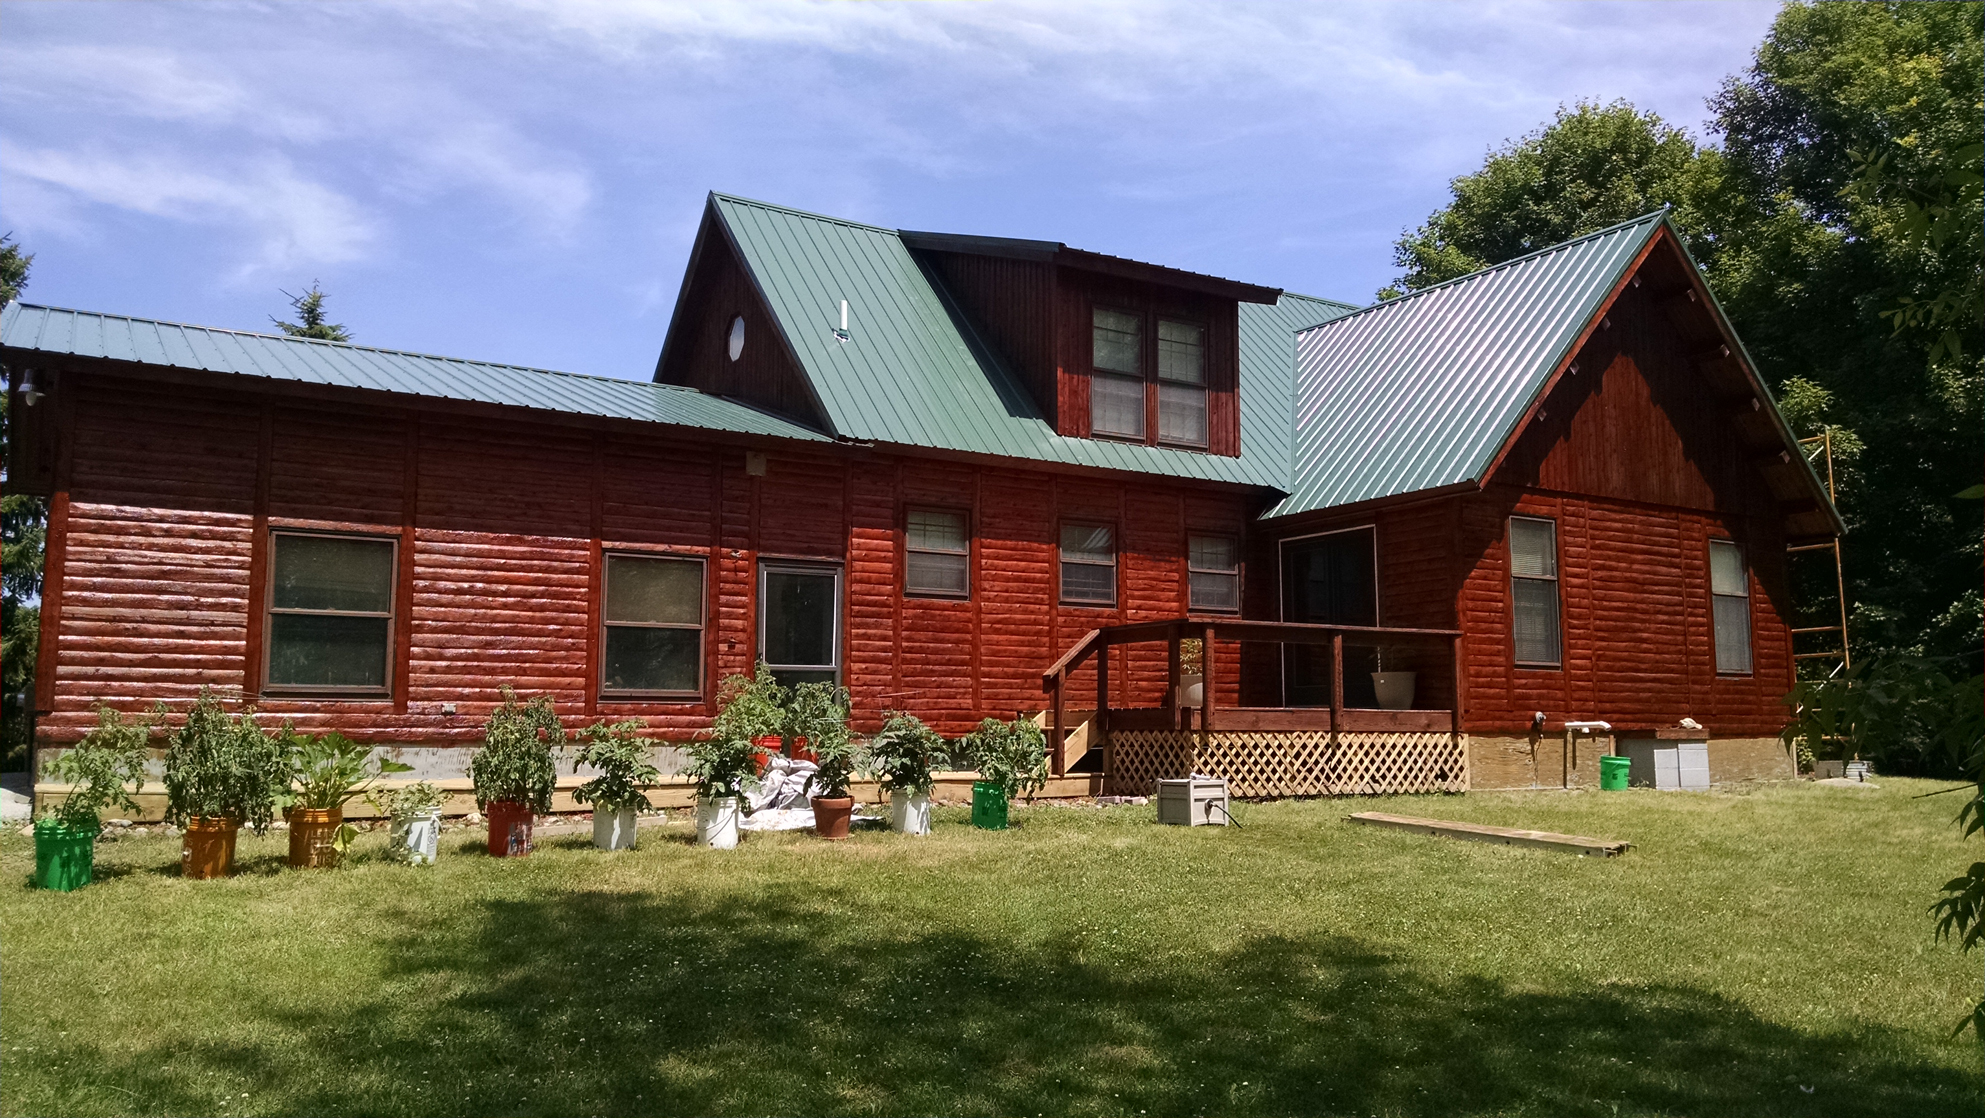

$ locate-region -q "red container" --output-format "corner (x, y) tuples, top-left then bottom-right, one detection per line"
(753, 736), (783, 774)
(485, 801), (534, 857)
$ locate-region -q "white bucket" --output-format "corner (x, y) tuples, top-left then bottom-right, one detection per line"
(593, 807), (638, 851)
(890, 791), (932, 836)
(1371, 671), (1417, 710)
(1177, 674), (1204, 708)
(389, 811), (441, 865)
(696, 797), (741, 849)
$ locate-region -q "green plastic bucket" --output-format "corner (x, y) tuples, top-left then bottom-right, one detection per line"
(34, 820), (97, 892)
(971, 781), (1008, 830)
(1600, 754), (1631, 791)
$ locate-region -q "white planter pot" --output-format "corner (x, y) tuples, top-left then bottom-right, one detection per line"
(1845, 760), (1871, 782)
(389, 810), (441, 865)
(1371, 671), (1417, 710)
(695, 796), (741, 849)
(593, 807), (638, 851)
(890, 791), (932, 836)
(1177, 674), (1204, 708)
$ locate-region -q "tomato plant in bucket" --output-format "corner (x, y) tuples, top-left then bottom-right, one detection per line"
(35, 704), (152, 891)
(162, 688), (289, 878)
(467, 686), (563, 857)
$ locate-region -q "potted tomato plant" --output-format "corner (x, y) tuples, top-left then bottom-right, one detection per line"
(467, 686), (563, 857)
(162, 688), (289, 878)
(865, 710), (948, 836)
(574, 719), (659, 851)
(34, 704), (152, 891)
(788, 682), (856, 840)
(369, 780), (446, 865)
(962, 716), (1048, 831)
(280, 732), (412, 868)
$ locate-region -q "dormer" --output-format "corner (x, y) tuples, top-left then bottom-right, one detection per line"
(902, 232), (1280, 458)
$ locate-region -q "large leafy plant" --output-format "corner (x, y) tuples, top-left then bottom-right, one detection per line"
(467, 686), (563, 813)
(40, 704), (152, 832)
(963, 716), (1048, 802)
(573, 719), (659, 814)
(161, 688), (289, 830)
(864, 711), (949, 798)
(789, 682), (856, 799)
(283, 731), (412, 811)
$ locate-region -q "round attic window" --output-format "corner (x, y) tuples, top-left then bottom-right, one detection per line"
(727, 315), (745, 362)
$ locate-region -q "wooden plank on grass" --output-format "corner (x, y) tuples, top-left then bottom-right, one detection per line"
(1348, 811), (1631, 857)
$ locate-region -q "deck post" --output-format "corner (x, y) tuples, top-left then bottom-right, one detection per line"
(1448, 633), (1463, 742)
(1051, 668), (1066, 777)
(1329, 632), (1344, 739)
(1095, 641), (1110, 751)
(1200, 624), (1215, 758)
(1166, 626), (1182, 731)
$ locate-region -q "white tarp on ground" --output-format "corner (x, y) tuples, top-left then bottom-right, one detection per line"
(742, 757), (821, 831)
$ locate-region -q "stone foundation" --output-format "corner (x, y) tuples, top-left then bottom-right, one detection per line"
(1467, 733), (1795, 790)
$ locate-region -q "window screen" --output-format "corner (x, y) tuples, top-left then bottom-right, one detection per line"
(1509, 517), (1562, 666)
(1157, 320), (1207, 447)
(1091, 308), (1145, 438)
(267, 532), (396, 692)
(905, 509), (969, 597)
(760, 565), (841, 687)
(601, 554), (704, 694)
(1059, 523), (1116, 605)
(1188, 534), (1239, 612)
(1709, 539), (1752, 674)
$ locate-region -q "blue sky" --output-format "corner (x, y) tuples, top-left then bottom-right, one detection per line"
(1, 0), (1778, 380)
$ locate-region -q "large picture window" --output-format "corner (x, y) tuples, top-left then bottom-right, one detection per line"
(905, 508), (969, 598)
(1091, 308), (1145, 439)
(1508, 516), (1562, 667)
(1059, 523), (1117, 606)
(601, 553), (705, 696)
(1157, 319), (1207, 447)
(266, 531), (396, 694)
(1188, 534), (1239, 612)
(1708, 539), (1753, 674)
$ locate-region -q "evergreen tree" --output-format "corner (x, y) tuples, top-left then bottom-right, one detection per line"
(1, 234), (42, 768)
(273, 281), (351, 341)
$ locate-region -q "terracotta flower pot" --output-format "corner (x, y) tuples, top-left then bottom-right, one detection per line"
(811, 795), (854, 840)
(286, 807), (344, 869)
(485, 800), (534, 857)
(181, 816), (240, 879)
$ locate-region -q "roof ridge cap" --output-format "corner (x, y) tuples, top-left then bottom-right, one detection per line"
(709, 191), (901, 237)
(3, 302), (703, 394)
(1317, 208), (1669, 329)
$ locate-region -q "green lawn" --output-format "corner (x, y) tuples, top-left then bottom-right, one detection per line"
(1, 779), (1978, 1117)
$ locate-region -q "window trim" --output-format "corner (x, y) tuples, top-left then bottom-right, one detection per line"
(1154, 316), (1210, 449)
(1186, 532), (1241, 614)
(1086, 302), (1213, 451)
(903, 506), (972, 600)
(1507, 515), (1563, 670)
(1707, 537), (1754, 677)
(598, 550), (708, 700)
(262, 528), (399, 699)
(757, 559), (845, 684)
(1058, 520), (1119, 608)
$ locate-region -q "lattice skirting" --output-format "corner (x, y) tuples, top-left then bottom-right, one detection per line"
(1105, 730), (1469, 797)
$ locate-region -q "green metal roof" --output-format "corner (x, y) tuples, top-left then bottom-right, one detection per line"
(707, 193), (1315, 488)
(0, 302), (826, 442)
(1269, 211), (1668, 516)
(1238, 291), (1362, 491)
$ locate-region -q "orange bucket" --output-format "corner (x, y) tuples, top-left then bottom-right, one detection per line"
(485, 801), (534, 857)
(181, 816), (239, 879)
(287, 807), (343, 869)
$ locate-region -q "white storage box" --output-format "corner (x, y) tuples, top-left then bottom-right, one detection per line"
(1156, 777), (1229, 826)
(1622, 739), (1710, 791)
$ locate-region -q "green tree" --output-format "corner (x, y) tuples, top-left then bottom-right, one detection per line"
(1, 235), (42, 769)
(273, 282), (350, 342)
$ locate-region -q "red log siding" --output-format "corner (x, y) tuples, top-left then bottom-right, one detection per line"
(1052, 268), (1241, 456)
(917, 251), (1059, 425)
(35, 369), (1253, 746)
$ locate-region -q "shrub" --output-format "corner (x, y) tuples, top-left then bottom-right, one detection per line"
(161, 688), (289, 830)
(864, 711), (949, 798)
(40, 704), (153, 832)
(963, 716), (1048, 802)
(573, 719), (659, 814)
(788, 682), (856, 799)
(467, 686), (563, 813)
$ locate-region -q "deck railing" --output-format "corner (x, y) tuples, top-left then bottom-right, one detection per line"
(1039, 619), (1463, 777)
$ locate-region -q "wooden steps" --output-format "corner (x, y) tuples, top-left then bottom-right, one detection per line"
(1348, 811), (1630, 857)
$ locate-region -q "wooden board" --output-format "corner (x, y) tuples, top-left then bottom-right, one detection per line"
(1347, 810), (1630, 857)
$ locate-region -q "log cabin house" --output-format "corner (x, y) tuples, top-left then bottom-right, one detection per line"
(4, 195), (1840, 806)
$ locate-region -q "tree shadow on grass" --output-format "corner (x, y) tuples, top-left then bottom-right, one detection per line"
(27, 886), (1982, 1117)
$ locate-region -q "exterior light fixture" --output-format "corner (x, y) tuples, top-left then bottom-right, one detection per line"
(18, 370), (42, 406)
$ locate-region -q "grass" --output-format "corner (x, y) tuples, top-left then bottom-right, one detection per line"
(1, 779), (1978, 1117)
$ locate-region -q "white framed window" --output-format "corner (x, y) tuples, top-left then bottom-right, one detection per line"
(1091, 307), (1145, 438)
(1508, 516), (1562, 667)
(905, 508), (969, 598)
(1157, 319), (1207, 447)
(601, 553), (705, 696)
(1188, 533), (1239, 612)
(1059, 523), (1117, 606)
(1709, 539), (1753, 674)
(265, 531), (397, 695)
(759, 561), (842, 688)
